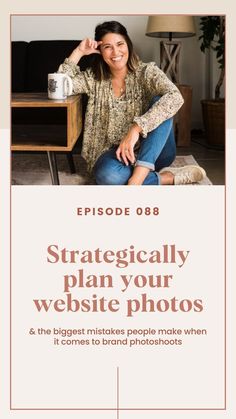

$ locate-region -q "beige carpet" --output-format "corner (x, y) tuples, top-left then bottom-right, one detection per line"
(11, 153), (212, 185)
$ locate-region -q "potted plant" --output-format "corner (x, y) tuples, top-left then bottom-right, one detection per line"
(199, 16), (225, 148)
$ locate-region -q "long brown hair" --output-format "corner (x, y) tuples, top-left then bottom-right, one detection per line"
(92, 21), (139, 81)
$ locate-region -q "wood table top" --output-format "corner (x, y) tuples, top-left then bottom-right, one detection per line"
(11, 92), (80, 107)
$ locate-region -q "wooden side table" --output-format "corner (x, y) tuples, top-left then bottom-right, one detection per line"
(11, 92), (83, 184)
(174, 84), (192, 147)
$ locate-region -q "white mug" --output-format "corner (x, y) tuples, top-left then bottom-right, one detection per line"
(48, 73), (73, 99)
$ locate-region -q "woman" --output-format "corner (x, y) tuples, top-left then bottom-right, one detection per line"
(59, 21), (206, 185)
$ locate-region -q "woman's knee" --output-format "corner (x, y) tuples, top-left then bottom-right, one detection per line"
(149, 95), (161, 107)
(95, 166), (124, 185)
(94, 154), (131, 185)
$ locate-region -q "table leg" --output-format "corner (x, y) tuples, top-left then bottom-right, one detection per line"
(47, 151), (60, 185)
(66, 152), (76, 174)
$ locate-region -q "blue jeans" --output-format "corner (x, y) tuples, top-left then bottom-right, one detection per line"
(94, 97), (176, 185)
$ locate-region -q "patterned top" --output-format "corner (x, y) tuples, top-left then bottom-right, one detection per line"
(58, 59), (184, 172)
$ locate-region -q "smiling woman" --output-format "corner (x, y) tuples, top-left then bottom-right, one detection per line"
(58, 20), (206, 185)
(101, 33), (129, 96)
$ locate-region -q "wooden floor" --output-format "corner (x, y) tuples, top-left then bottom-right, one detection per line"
(176, 134), (225, 185)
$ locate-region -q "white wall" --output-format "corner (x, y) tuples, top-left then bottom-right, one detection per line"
(11, 15), (154, 61)
(12, 15), (222, 130)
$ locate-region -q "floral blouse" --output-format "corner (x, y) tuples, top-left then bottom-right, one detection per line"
(58, 59), (184, 172)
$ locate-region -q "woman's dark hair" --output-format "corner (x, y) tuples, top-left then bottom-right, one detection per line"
(92, 21), (139, 80)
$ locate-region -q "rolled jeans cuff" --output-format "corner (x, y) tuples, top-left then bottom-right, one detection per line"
(135, 160), (155, 171)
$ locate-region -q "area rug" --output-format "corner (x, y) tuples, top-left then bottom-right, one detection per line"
(11, 153), (212, 185)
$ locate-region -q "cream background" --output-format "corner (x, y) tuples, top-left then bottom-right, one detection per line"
(11, 186), (224, 409)
(1, 0), (236, 418)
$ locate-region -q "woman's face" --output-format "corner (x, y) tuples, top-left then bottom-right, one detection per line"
(99, 33), (129, 73)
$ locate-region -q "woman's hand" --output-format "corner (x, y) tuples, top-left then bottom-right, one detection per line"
(78, 38), (103, 56)
(68, 38), (102, 64)
(116, 124), (142, 166)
